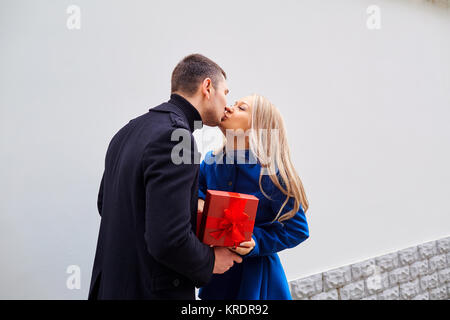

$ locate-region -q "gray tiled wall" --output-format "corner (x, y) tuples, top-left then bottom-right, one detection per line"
(289, 236), (450, 300)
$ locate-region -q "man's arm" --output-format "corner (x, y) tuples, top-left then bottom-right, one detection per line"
(142, 127), (215, 287)
(97, 172), (104, 217)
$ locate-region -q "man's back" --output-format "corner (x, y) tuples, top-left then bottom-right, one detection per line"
(89, 96), (215, 300)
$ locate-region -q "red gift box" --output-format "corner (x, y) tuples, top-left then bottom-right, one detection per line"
(196, 190), (259, 247)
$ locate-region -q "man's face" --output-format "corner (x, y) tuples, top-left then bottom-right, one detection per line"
(203, 76), (229, 127)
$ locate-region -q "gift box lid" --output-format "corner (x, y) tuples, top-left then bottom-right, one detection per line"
(206, 190), (259, 201)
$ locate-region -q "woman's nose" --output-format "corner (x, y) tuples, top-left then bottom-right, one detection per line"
(225, 105), (234, 113)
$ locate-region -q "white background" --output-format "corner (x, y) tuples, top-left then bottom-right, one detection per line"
(0, 0), (449, 299)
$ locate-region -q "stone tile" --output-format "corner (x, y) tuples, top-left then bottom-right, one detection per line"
(419, 273), (439, 291)
(388, 266), (411, 285)
(365, 272), (389, 295)
(409, 260), (429, 279)
(323, 266), (351, 290)
(309, 289), (339, 300)
(411, 291), (429, 300)
(350, 259), (376, 281)
(377, 286), (399, 300)
(398, 246), (419, 266)
(399, 279), (420, 300)
(417, 241), (437, 259)
(361, 294), (378, 300)
(429, 254), (447, 273)
(437, 268), (450, 285)
(436, 237), (450, 254)
(290, 273), (323, 299)
(376, 252), (399, 272)
(340, 280), (365, 300)
(429, 285), (447, 300)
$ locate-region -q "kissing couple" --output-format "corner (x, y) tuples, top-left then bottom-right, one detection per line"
(89, 53), (310, 300)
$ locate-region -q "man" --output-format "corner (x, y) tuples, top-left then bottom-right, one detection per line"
(88, 54), (242, 300)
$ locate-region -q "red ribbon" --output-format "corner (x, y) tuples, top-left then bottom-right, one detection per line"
(207, 195), (253, 247)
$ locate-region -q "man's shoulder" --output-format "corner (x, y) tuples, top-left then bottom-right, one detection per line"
(149, 102), (189, 130)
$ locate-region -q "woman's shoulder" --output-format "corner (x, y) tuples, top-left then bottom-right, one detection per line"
(203, 150), (216, 161)
(202, 149), (223, 166)
(205, 150), (215, 159)
(205, 147), (228, 161)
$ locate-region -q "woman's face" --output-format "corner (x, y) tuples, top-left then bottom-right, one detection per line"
(219, 96), (253, 134)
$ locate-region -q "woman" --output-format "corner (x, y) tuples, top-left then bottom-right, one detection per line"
(197, 94), (310, 300)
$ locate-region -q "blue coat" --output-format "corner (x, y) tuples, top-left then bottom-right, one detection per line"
(198, 149), (309, 300)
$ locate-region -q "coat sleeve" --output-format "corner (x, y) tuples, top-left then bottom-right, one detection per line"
(141, 126), (215, 286)
(97, 171), (104, 217)
(245, 183), (309, 258)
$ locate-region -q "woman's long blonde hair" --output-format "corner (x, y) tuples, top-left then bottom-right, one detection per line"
(215, 94), (309, 223)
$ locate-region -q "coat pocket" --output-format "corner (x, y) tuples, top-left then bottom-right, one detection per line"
(150, 273), (183, 292)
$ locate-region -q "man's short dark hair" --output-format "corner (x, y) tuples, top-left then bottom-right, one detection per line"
(171, 54), (227, 96)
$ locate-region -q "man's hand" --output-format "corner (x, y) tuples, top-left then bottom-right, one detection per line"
(228, 237), (256, 256)
(213, 247), (243, 274)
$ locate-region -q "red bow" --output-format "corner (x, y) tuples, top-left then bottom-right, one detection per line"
(209, 207), (250, 247)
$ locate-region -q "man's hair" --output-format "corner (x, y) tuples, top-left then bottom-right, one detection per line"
(171, 54), (227, 96)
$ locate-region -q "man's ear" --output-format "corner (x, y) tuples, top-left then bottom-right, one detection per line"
(201, 78), (212, 100)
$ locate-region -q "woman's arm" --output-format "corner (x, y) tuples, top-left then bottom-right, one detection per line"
(245, 190), (309, 258)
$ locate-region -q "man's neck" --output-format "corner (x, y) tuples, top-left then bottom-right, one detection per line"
(172, 91), (203, 119)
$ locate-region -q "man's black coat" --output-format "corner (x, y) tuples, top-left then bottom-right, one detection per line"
(88, 94), (215, 299)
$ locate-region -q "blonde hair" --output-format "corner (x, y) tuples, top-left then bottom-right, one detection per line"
(214, 94), (309, 223)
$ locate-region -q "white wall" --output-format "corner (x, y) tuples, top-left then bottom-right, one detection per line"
(0, 0), (449, 299)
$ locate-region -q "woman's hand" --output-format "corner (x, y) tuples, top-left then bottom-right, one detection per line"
(228, 237), (256, 256)
(198, 198), (255, 256)
(198, 198), (205, 214)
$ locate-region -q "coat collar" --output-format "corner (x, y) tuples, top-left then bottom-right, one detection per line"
(167, 93), (203, 132)
(213, 148), (258, 165)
